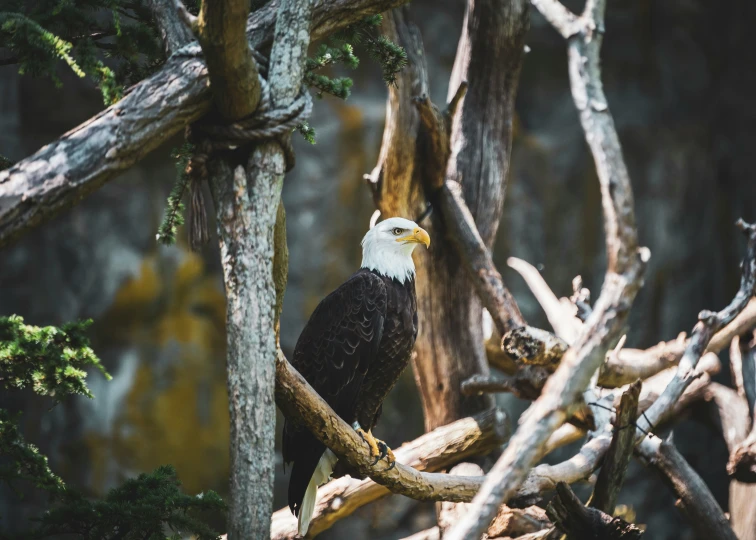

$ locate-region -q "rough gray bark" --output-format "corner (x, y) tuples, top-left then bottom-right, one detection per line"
(204, 0), (313, 536)
(0, 0), (410, 250)
(367, 0), (528, 434)
(444, 0), (648, 535)
(148, 0), (194, 55)
(641, 442), (737, 540)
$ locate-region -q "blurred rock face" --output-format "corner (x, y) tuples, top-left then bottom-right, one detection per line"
(1, 1), (755, 538)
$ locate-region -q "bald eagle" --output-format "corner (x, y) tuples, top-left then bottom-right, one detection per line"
(283, 217), (430, 536)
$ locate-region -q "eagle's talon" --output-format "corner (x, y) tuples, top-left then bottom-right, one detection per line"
(377, 441), (396, 469)
(355, 427), (381, 461)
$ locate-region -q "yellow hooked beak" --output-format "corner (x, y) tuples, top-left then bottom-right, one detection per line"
(397, 226), (431, 248)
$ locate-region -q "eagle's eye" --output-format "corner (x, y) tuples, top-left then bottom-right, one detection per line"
(391, 227), (404, 236)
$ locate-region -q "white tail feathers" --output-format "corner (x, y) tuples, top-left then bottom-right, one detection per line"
(297, 449), (338, 537)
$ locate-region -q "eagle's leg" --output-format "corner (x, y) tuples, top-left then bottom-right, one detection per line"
(353, 423), (396, 468)
(354, 426), (381, 461)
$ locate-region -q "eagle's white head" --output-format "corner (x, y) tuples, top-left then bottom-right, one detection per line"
(361, 217), (431, 283)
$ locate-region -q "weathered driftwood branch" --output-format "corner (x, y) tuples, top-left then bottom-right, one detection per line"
(439, 179), (525, 335)
(704, 382), (756, 540)
(269, 409), (509, 539)
(275, 353), (492, 502)
(0, 0), (410, 249)
(630, 221), (756, 540)
(506, 256), (756, 388)
(507, 257), (581, 342)
(590, 381), (640, 514)
(404, 500), (549, 540)
(148, 0), (194, 55)
(445, 1), (646, 534)
(637, 220), (756, 439)
(640, 441), (737, 540)
(437, 463), (485, 536)
(728, 330), (756, 482)
(547, 482), (643, 539)
(509, 355), (720, 509)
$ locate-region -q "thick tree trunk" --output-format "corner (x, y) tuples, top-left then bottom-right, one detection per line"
(371, 0), (528, 433)
(197, 0), (312, 535)
(414, 0), (529, 430)
(210, 155), (283, 538)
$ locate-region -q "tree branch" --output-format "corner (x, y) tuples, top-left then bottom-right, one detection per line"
(269, 409), (509, 539)
(504, 254), (756, 388)
(637, 220), (756, 441)
(704, 382), (756, 540)
(0, 0), (410, 250)
(639, 441), (737, 540)
(727, 330), (756, 482)
(197, 0), (261, 120)
(275, 353), (492, 503)
(589, 381), (640, 514)
(148, 0), (194, 55)
(439, 180), (526, 335)
(445, 0), (647, 533)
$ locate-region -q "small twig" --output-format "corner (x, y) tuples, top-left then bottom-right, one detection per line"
(637, 220), (756, 441)
(507, 257), (581, 342)
(174, 0), (197, 31)
(571, 275), (593, 321)
(589, 380), (640, 514)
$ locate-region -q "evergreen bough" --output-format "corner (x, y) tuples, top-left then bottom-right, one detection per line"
(0, 315), (225, 539)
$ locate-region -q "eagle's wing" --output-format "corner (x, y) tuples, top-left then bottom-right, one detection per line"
(288, 270), (386, 412)
(283, 270), (386, 513)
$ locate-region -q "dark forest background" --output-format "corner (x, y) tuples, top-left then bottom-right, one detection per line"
(1, 0), (755, 537)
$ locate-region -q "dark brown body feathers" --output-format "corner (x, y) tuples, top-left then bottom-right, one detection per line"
(282, 268), (417, 516)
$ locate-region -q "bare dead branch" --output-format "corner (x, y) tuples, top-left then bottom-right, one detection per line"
(438, 463), (485, 535)
(639, 441), (737, 540)
(0, 0), (411, 249)
(637, 220), (756, 441)
(704, 382), (756, 539)
(445, 0), (647, 532)
(197, 0), (262, 120)
(148, 0), (194, 55)
(590, 381), (640, 514)
(439, 180), (526, 335)
(270, 409), (509, 539)
(728, 330), (756, 482)
(529, 0), (579, 38)
(507, 256), (581, 342)
(275, 353), (494, 503)
(547, 482), (643, 539)
(500, 256), (756, 388)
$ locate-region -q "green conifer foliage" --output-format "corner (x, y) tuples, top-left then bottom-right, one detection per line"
(0, 315), (225, 538)
(0, 0), (162, 104)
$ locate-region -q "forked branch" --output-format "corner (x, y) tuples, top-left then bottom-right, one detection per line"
(445, 0), (647, 534)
